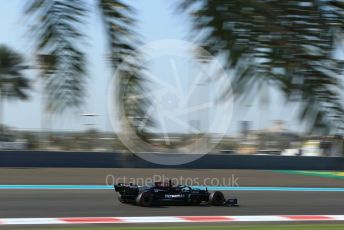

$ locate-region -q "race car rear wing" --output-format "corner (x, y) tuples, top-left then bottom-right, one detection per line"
(114, 183), (140, 193)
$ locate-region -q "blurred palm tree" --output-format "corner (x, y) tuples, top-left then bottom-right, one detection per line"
(179, 0), (344, 134)
(0, 45), (30, 133)
(98, 0), (154, 138)
(24, 0), (88, 113)
(24, 0), (151, 135)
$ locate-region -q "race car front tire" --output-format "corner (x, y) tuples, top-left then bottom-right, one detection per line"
(209, 191), (225, 206)
(136, 192), (153, 207)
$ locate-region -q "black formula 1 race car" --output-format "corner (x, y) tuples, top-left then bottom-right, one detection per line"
(114, 181), (238, 207)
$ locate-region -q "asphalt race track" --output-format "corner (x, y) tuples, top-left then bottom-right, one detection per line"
(1, 190), (344, 218)
(0, 168), (344, 218)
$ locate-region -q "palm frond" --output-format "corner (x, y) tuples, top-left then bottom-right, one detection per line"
(98, 0), (154, 137)
(24, 0), (88, 113)
(179, 0), (344, 134)
(0, 45), (30, 100)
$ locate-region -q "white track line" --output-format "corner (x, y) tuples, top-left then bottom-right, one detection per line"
(1, 215), (344, 225)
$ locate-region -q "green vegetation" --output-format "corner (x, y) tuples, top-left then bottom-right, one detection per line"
(0, 45), (30, 132)
(24, 0), (88, 113)
(23, 0), (152, 137)
(275, 170), (344, 179)
(21, 0), (344, 135)
(26, 224), (344, 230)
(23, 0), (148, 119)
(179, 0), (344, 134)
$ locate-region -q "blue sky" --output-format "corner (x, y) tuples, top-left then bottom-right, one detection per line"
(0, 0), (307, 134)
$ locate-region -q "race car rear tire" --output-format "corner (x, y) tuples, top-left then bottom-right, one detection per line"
(117, 194), (125, 203)
(136, 192), (153, 207)
(209, 191), (225, 206)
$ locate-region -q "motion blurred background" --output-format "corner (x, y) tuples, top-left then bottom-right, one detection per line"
(0, 0), (343, 157)
(1, 2), (344, 229)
